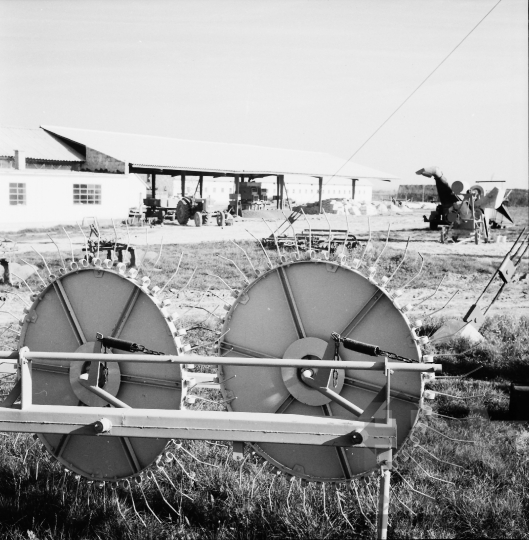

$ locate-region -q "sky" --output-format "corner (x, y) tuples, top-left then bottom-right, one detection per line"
(0, 0), (527, 188)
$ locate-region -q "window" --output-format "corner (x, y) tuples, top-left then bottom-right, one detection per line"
(9, 183), (26, 205)
(73, 184), (101, 205)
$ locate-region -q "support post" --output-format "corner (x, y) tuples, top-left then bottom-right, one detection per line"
(279, 175), (285, 210)
(235, 175), (240, 216)
(276, 175), (280, 209)
(199, 175), (204, 198)
(377, 467), (391, 540)
(19, 347), (32, 410)
(352, 178), (357, 200)
(152, 173), (156, 199)
(181, 174), (186, 198)
(318, 177), (323, 213)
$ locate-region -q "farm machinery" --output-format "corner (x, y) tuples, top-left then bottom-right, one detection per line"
(0, 231), (445, 540)
(417, 166), (514, 243)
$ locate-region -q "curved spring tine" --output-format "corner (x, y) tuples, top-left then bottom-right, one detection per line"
(151, 236), (164, 270)
(62, 227), (76, 263)
(373, 222), (391, 266)
(190, 328), (230, 351)
(322, 210), (332, 259)
(174, 266), (197, 296)
(401, 252), (424, 289)
(181, 288), (210, 316)
(137, 228), (150, 271)
(300, 208), (312, 255)
(343, 209), (350, 256)
(413, 275), (446, 307)
(10, 272), (35, 294)
(359, 216), (372, 264)
(31, 246), (53, 277)
(159, 252), (183, 294)
(0, 309), (20, 322)
(218, 255), (250, 284)
(8, 291), (31, 308)
(262, 218), (282, 259)
(47, 234), (66, 270)
(386, 237), (410, 284)
(424, 289), (460, 319)
(111, 218), (119, 259)
(231, 240), (258, 276)
(281, 209), (300, 257)
(207, 272), (235, 291)
(246, 229), (273, 268)
(77, 222), (89, 258)
(20, 257), (46, 286)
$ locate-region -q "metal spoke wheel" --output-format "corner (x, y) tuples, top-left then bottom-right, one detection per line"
(218, 259), (423, 483)
(19, 268), (183, 482)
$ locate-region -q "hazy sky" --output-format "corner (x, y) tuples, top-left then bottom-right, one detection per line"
(0, 0), (527, 188)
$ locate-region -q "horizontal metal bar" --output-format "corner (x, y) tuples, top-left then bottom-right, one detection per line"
(0, 406), (397, 448)
(0, 351), (18, 360)
(20, 351), (441, 373)
(344, 377), (421, 404)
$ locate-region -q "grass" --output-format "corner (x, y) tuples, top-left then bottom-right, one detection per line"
(0, 237), (528, 539)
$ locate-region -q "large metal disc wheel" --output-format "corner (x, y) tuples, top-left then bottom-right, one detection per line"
(176, 199), (191, 225)
(19, 268), (183, 482)
(219, 260), (422, 482)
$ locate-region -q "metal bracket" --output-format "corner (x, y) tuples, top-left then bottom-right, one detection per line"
(232, 441), (244, 461)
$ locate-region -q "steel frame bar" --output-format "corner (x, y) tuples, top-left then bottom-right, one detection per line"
(20, 351), (441, 372)
(0, 405), (396, 448)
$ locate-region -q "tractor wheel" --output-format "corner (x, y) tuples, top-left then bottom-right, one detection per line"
(202, 213), (209, 225)
(217, 212), (225, 227)
(194, 212), (203, 227)
(176, 199), (192, 225)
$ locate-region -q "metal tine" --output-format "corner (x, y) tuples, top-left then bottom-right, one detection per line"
(47, 234), (67, 274)
(401, 252), (424, 289)
(172, 266), (197, 298)
(62, 227), (77, 265)
(181, 288), (211, 316)
(125, 481), (146, 527)
(262, 218), (283, 260)
(413, 275), (446, 307)
(230, 240), (258, 276)
(281, 209), (301, 259)
(402, 452), (456, 485)
(218, 255), (250, 284)
(246, 229), (273, 269)
(158, 252), (183, 295)
(148, 471), (180, 516)
(373, 222), (391, 267)
(300, 208), (314, 258)
(385, 237), (410, 285)
(341, 208), (350, 259)
(31, 246), (54, 278)
(197, 305), (223, 323)
(7, 291), (31, 309)
(19, 258), (46, 286)
(206, 272), (235, 291)
(359, 216), (372, 265)
(10, 272), (35, 295)
(136, 227), (150, 272)
(0, 309), (20, 322)
(151, 236), (164, 270)
(322, 210), (332, 260)
(77, 222), (89, 263)
(111, 218), (119, 262)
(125, 221), (132, 261)
(190, 328), (230, 351)
(424, 289), (460, 319)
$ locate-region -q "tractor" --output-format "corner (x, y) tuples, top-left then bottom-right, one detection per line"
(176, 196), (210, 227)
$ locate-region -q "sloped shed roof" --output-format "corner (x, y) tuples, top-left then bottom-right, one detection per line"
(42, 125), (397, 180)
(0, 127), (84, 161)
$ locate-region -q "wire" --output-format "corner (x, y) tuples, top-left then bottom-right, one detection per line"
(324, 0), (504, 185)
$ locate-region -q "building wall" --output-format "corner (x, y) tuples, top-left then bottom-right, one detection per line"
(83, 147), (127, 173)
(0, 169), (146, 230)
(176, 176), (373, 207)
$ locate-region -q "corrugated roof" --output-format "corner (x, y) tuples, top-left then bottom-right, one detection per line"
(0, 127), (84, 162)
(42, 125), (397, 180)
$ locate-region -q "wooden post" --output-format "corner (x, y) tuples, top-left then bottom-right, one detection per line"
(199, 175), (204, 198)
(181, 174), (186, 198)
(279, 175), (285, 210)
(352, 178), (357, 200)
(235, 175), (240, 216)
(152, 173), (156, 199)
(318, 177), (323, 214)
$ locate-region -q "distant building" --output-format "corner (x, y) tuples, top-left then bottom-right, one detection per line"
(0, 127), (146, 229)
(1, 125), (396, 228)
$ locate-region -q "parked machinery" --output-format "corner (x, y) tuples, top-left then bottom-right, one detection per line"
(176, 196), (210, 227)
(417, 166), (514, 242)
(238, 182), (269, 210)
